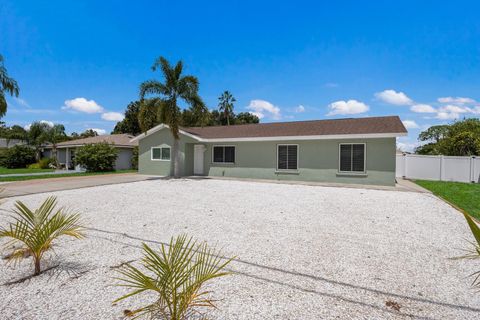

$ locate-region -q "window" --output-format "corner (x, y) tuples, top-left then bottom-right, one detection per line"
(151, 147), (171, 161)
(339, 143), (365, 173)
(277, 145), (298, 170)
(213, 146), (235, 163)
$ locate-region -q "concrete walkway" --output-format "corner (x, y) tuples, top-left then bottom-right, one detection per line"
(0, 173), (159, 198)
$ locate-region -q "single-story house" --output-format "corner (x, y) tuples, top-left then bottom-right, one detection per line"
(42, 134), (137, 170)
(132, 116), (407, 186)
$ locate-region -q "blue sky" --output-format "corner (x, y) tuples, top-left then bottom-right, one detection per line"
(1, 1), (480, 151)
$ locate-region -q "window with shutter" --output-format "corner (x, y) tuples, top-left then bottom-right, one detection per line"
(339, 143), (365, 172)
(212, 146), (235, 163)
(277, 144), (298, 170)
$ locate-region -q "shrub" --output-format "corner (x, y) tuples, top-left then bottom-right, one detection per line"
(27, 158), (53, 170)
(114, 235), (233, 319)
(0, 148), (8, 166)
(27, 163), (41, 169)
(3, 145), (36, 168)
(131, 146), (138, 170)
(75, 142), (118, 172)
(0, 197), (85, 275)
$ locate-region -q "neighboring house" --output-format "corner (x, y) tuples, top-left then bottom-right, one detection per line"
(0, 138), (26, 148)
(132, 116), (407, 186)
(42, 134), (137, 170)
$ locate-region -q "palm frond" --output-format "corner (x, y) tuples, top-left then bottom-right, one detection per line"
(114, 235), (233, 319)
(139, 80), (168, 100)
(0, 196), (85, 275)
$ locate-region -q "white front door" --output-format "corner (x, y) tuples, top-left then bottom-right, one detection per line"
(193, 144), (205, 175)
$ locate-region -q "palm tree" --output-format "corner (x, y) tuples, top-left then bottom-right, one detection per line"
(139, 57), (207, 177)
(0, 197), (85, 275)
(0, 55), (20, 118)
(218, 91), (236, 125)
(458, 211), (480, 289)
(27, 121), (51, 161)
(44, 124), (67, 164)
(114, 234), (233, 319)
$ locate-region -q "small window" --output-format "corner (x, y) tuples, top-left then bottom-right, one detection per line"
(152, 147), (171, 161)
(277, 145), (298, 170)
(213, 146), (235, 163)
(339, 143), (365, 172)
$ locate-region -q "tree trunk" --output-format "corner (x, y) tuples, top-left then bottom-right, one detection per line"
(34, 257), (41, 276)
(173, 138), (181, 178)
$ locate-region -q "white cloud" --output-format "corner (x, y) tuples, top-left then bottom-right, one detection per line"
(62, 97), (104, 114)
(438, 105), (470, 114)
(375, 89), (413, 106)
(24, 120), (54, 131)
(246, 99), (281, 120)
(402, 120), (419, 129)
(88, 128), (107, 135)
(295, 105), (305, 113)
(14, 97), (31, 108)
(435, 111), (460, 120)
(410, 104), (436, 113)
(326, 99), (369, 116)
(101, 112), (124, 121)
(437, 97), (476, 105)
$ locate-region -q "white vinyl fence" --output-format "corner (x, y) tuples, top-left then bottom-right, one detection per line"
(396, 154), (480, 183)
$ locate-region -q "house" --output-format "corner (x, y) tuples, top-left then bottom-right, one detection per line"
(132, 116), (407, 186)
(42, 134), (137, 170)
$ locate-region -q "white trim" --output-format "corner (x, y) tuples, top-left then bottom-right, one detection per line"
(151, 146), (171, 161)
(276, 144), (299, 171)
(130, 123), (407, 143)
(338, 143), (366, 174)
(212, 145), (236, 164)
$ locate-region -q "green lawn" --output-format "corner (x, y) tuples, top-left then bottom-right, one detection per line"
(414, 180), (480, 219)
(0, 170), (136, 182)
(0, 167), (55, 174)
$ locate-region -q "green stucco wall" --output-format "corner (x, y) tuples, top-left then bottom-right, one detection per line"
(138, 128), (397, 186)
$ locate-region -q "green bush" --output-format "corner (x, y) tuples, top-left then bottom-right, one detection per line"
(131, 146), (138, 170)
(27, 158), (53, 170)
(3, 145), (36, 168)
(75, 142), (118, 172)
(38, 157), (54, 169)
(27, 163), (41, 169)
(0, 148), (8, 167)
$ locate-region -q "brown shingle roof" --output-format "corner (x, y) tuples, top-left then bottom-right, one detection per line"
(181, 116), (407, 139)
(57, 134), (138, 148)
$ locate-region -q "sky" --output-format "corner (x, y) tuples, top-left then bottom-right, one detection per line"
(1, 1), (480, 151)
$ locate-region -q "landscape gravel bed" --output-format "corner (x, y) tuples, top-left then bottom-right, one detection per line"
(0, 178), (479, 319)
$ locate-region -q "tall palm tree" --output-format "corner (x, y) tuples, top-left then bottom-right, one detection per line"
(139, 57), (207, 177)
(0, 55), (20, 118)
(218, 90), (236, 125)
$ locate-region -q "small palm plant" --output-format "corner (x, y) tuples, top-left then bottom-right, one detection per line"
(459, 211), (480, 288)
(114, 235), (234, 319)
(0, 196), (85, 276)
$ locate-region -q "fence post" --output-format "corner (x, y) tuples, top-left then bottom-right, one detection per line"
(402, 153), (407, 179)
(471, 156), (476, 183)
(440, 155), (445, 181)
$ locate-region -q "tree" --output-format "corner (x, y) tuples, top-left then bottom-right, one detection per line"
(235, 112), (260, 125)
(75, 142), (118, 172)
(218, 90), (236, 125)
(418, 125), (449, 143)
(0, 55), (20, 118)
(112, 101), (142, 135)
(415, 118), (480, 156)
(114, 235), (233, 319)
(139, 56), (207, 177)
(0, 124), (27, 147)
(0, 197), (84, 276)
(27, 122), (51, 161)
(44, 124), (67, 162)
(138, 98), (163, 132)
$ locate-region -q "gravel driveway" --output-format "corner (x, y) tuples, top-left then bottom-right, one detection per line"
(0, 178), (479, 319)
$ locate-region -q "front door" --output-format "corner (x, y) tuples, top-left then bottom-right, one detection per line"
(193, 145), (205, 175)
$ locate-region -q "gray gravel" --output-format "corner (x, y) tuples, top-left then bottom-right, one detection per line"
(0, 178), (479, 319)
